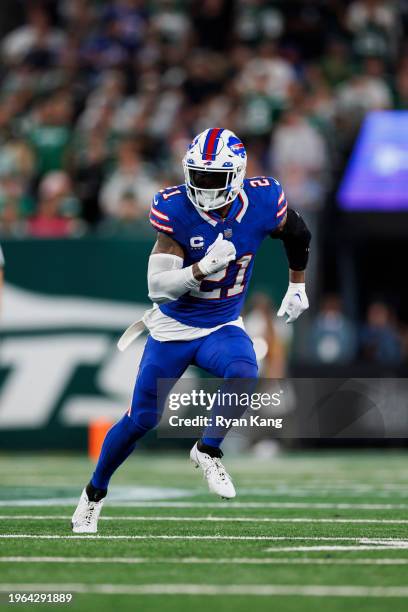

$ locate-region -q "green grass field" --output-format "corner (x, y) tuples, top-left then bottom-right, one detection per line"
(1, 450), (408, 611)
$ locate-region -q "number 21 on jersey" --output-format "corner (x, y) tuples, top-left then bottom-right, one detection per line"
(190, 254), (253, 300)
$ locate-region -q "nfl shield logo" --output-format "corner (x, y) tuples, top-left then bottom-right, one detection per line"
(224, 228), (233, 238)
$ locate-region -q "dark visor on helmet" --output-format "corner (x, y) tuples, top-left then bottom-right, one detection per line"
(190, 170), (231, 190)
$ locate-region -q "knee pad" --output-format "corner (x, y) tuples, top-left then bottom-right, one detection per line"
(111, 413), (147, 445)
(224, 360), (258, 380)
(131, 408), (160, 434)
(124, 407), (159, 439)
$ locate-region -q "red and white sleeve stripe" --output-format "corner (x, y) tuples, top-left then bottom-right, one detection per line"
(150, 205), (170, 221)
(149, 214), (174, 233)
(276, 190), (287, 218)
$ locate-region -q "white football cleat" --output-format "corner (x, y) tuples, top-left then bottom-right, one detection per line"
(190, 442), (236, 499)
(71, 487), (105, 533)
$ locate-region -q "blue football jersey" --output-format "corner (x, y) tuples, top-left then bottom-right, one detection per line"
(149, 177), (287, 328)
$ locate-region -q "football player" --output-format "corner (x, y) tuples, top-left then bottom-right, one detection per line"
(72, 128), (311, 532)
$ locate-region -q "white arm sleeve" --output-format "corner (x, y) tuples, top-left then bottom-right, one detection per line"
(147, 253), (200, 304)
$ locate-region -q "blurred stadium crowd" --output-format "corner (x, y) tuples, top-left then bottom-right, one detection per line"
(0, 0), (405, 235)
(0, 0), (407, 368)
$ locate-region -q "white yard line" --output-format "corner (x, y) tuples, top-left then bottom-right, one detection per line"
(1, 515), (408, 525)
(238, 481), (408, 490)
(2, 501), (408, 510)
(1, 583), (408, 597)
(9, 481), (408, 491)
(265, 545), (408, 552)
(2, 556), (408, 566)
(114, 501), (408, 510)
(1, 535), (408, 543)
(239, 489), (408, 499)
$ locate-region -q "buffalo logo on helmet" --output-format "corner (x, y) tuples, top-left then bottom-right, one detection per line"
(188, 137), (199, 151)
(227, 136), (246, 158)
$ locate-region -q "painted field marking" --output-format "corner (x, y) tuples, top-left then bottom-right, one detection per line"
(2, 501), (408, 510)
(1, 515), (408, 525)
(2, 535), (408, 543)
(238, 488), (408, 499)
(265, 545), (408, 552)
(2, 556), (408, 566)
(238, 481), (408, 489)
(2, 583), (408, 597)
(114, 501), (408, 510)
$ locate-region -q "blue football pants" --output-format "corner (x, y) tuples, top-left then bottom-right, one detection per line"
(92, 324), (258, 490)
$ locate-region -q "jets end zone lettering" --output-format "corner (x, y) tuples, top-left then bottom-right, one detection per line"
(0, 283), (146, 431)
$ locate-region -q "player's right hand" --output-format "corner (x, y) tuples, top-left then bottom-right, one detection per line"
(198, 233), (236, 276)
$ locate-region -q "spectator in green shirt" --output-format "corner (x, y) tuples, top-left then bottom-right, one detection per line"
(25, 92), (73, 179)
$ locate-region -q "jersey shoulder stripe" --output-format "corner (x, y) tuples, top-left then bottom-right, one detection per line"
(150, 205), (169, 222)
(149, 185), (188, 235)
(150, 195), (173, 232)
(277, 188), (287, 218)
(150, 216), (174, 233)
(275, 181), (287, 219)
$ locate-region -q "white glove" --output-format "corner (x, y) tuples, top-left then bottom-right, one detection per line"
(277, 282), (309, 323)
(198, 233), (236, 276)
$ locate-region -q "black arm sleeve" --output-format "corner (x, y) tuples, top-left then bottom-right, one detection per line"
(270, 208), (311, 271)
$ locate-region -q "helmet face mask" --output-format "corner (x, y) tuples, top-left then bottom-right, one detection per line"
(190, 170), (231, 190)
(183, 128), (247, 212)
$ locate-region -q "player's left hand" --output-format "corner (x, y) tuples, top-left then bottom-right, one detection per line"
(277, 282), (309, 323)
